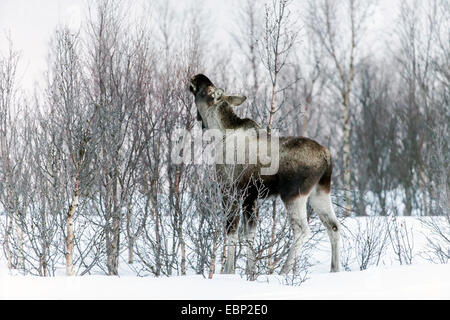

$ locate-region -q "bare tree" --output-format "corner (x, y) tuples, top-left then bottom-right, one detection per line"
(233, 0), (263, 100)
(44, 27), (99, 275)
(82, 0), (151, 275)
(0, 37), (24, 271)
(259, 0), (299, 134)
(387, 215), (415, 265)
(133, 0), (209, 277)
(307, 0), (374, 216)
(25, 104), (65, 276)
(420, 215), (449, 263)
(257, 0), (299, 274)
(390, 0), (449, 217)
(186, 166), (242, 279)
(353, 217), (389, 270)
(352, 62), (398, 216)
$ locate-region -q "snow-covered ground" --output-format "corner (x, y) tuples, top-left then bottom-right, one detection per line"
(1, 216), (448, 299)
(1, 263), (449, 299)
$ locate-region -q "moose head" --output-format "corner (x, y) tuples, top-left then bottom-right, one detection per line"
(189, 74), (247, 129)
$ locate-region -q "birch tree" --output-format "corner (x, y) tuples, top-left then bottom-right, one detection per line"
(0, 38), (24, 271)
(392, 0), (449, 216)
(307, 0), (374, 216)
(46, 27), (98, 275)
(258, 0), (299, 274)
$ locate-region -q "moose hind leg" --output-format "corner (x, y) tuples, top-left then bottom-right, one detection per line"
(309, 187), (340, 272)
(281, 195), (310, 274)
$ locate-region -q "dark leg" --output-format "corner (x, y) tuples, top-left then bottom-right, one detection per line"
(242, 196), (257, 276)
(224, 195), (240, 274)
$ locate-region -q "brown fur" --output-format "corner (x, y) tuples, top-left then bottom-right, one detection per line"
(189, 74), (332, 228)
(216, 102), (260, 130)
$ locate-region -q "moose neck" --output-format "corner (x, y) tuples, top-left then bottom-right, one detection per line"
(201, 102), (245, 131)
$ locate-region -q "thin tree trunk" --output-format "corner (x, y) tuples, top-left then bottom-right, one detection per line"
(1, 134), (14, 270)
(220, 228), (227, 274)
(111, 191), (120, 275)
(343, 92), (352, 216)
(126, 201), (135, 264)
(267, 76), (278, 135)
(266, 42), (279, 270)
(66, 179), (80, 276)
(40, 203), (48, 277)
(153, 205), (162, 275)
(268, 200), (277, 274)
(419, 169), (428, 216)
(405, 186), (413, 216)
(208, 230), (220, 279)
(110, 164), (121, 275)
(128, 239), (134, 264)
(15, 210), (24, 271)
(174, 165), (186, 275)
(4, 211), (13, 270)
(301, 98), (310, 137)
(343, 0), (357, 217)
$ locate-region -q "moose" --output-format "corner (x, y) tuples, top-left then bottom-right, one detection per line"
(189, 74), (340, 274)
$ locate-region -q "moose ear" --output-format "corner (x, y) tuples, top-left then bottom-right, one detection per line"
(225, 95), (247, 106)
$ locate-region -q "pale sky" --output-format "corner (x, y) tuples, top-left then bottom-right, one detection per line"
(0, 0), (85, 91)
(0, 0), (400, 93)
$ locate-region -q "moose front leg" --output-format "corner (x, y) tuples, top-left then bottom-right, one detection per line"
(224, 213), (240, 274)
(244, 219), (257, 278)
(243, 197), (258, 278)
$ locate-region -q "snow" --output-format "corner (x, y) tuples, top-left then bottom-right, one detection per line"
(1, 216), (448, 299)
(1, 263), (449, 300)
